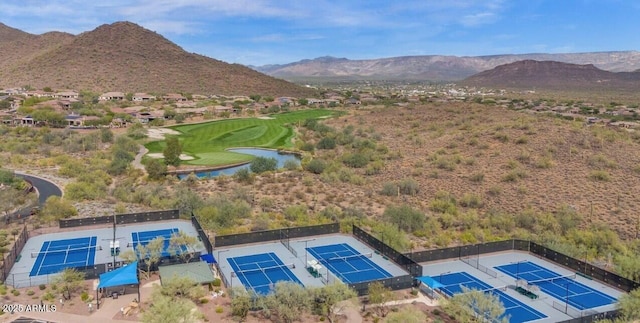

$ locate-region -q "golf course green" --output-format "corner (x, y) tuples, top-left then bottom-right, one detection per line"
(145, 109), (335, 166)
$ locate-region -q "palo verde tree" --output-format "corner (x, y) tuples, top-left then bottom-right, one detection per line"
(168, 230), (200, 263)
(135, 237), (166, 279)
(264, 281), (311, 323)
(443, 286), (509, 323)
(311, 283), (358, 323)
(141, 279), (204, 323)
(163, 136), (182, 167)
(367, 281), (395, 317)
(52, 268), (86, 300)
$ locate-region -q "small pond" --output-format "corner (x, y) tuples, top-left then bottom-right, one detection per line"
(178, 148), (300, 179)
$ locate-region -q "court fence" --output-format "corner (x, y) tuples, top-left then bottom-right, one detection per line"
(214, 223), (340, 247)
(556, 310), (619, 323)
(404, 238), (639, 293)
(0, 225), (28, 284)
(58, 209), (180, 228)
(352, 225), (422, 278)
(190, 213), (212, 254)
(348, 275), (414, 296)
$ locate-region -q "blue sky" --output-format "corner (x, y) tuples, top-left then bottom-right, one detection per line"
(1, 1), (639, 66)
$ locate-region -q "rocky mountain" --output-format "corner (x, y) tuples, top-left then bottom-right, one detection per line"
(253, 52), (640, 82)
(461, 60), (640, 90)
(0, 22), (314, 97)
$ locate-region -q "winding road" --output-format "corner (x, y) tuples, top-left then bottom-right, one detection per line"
(2, 172), (63, 221)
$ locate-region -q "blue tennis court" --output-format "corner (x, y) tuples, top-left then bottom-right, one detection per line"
(437, 272), (547, 323)
(306, 243), (392, 284)
(132, 228), (186, 257)
(227, 252), (302, 295)
(30, 237), (97, 277)
(495, 261), (617, 310)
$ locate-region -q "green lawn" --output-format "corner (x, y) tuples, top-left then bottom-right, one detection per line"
(145, 109), (335, 166)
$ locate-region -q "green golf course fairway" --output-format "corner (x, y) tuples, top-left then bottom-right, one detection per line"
(145, 109), (335, 166)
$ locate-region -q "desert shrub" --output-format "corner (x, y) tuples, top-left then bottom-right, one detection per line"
(39, 284), (46, 290)
(494, 132), (509, 142)
(398, 178), (419, 195)
(300, 142), (315, 152)
(283, 159), (300, 171)
(212, 278), (221, 287)
(588, 153), (617, 169)
(305, 159), (326, 174)
(502, 169), (527, 182)
(342, 153), (369, 168)
(383, 204), (425, 232)
(433, 156), (457, 171)
(515, 136), (528, 144)
(200, 298), (209, 304)
(250, 157), (277, 173)
(234, 168), (253, 184)
(81, 291), (89, 302)
(42, 291), (55, 302)
(459, 193), (483, 208)
(316, 137), (336, 149)
(216, 306), (223, 313)
(380, 182), (398, 196)
(535, 156), (554, 169)
(487, 185), (502, 196)
(364, 160), (384, 175)
(12, 290), (20, 296)
(469, 172), (484, 182)
(589, 170), (610, 181)
(26, 290), (35, 296)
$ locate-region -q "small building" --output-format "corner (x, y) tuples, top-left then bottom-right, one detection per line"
(162, 93), (188, 102)
(99, 92), (126, 101)
(132, 93), (156, 102)
(55, 91), (79, 99)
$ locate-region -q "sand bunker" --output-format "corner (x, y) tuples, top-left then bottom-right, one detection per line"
(257, 116), (275, 120)
(146, 153), (195, 161)
(147, 128), (181, 140)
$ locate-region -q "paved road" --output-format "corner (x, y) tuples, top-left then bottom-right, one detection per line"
(3, 172), (63, 221)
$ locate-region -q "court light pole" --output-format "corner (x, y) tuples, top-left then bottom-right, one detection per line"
(299, 238), (316, 266)
(565, 283), (570, 314)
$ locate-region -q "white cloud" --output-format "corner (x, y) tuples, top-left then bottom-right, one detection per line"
(460, 12), (497, 27)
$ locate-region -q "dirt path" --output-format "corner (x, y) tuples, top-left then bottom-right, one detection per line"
(132, 145), (148, 172)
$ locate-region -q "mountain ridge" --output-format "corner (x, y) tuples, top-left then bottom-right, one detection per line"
(254, 51), (640, 82)
(0, 22), (314, 97)
(461, 60), (640, 90)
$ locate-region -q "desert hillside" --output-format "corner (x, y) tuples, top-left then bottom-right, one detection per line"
(0, 22), (315, 97)
(462, 60), (640, 91)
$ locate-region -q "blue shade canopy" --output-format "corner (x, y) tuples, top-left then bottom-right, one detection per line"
(200, 254), (216, 264)
(98, 261), (139, 289)
(417, 276), (445, 289)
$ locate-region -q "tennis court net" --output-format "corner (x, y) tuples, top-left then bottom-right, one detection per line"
(31, 245), (100, 258)
(232, 263), (295, 277)
(528, 274), (577, 286)
(461, 285), (508, 295)
(324, 253), (373, 263)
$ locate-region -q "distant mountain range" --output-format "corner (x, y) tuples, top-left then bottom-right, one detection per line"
(461, 60), (640, 91)
(0, 22), (314, 97)
(253, 52), (640, 82)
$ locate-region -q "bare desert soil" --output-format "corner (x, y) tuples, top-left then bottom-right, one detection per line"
(194, 103), (640, 241)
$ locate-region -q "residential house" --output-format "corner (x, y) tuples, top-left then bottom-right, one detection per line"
(55, 91), (79, 99)
(306, 98), (325, 105)
(24, 90), (54, 98)
(135, 110), (164, 124)
(132, 93), (156, 102)
(65, 113), (100, 127)
(99, 92), (126, 101)
(162, 93), (187, 102)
